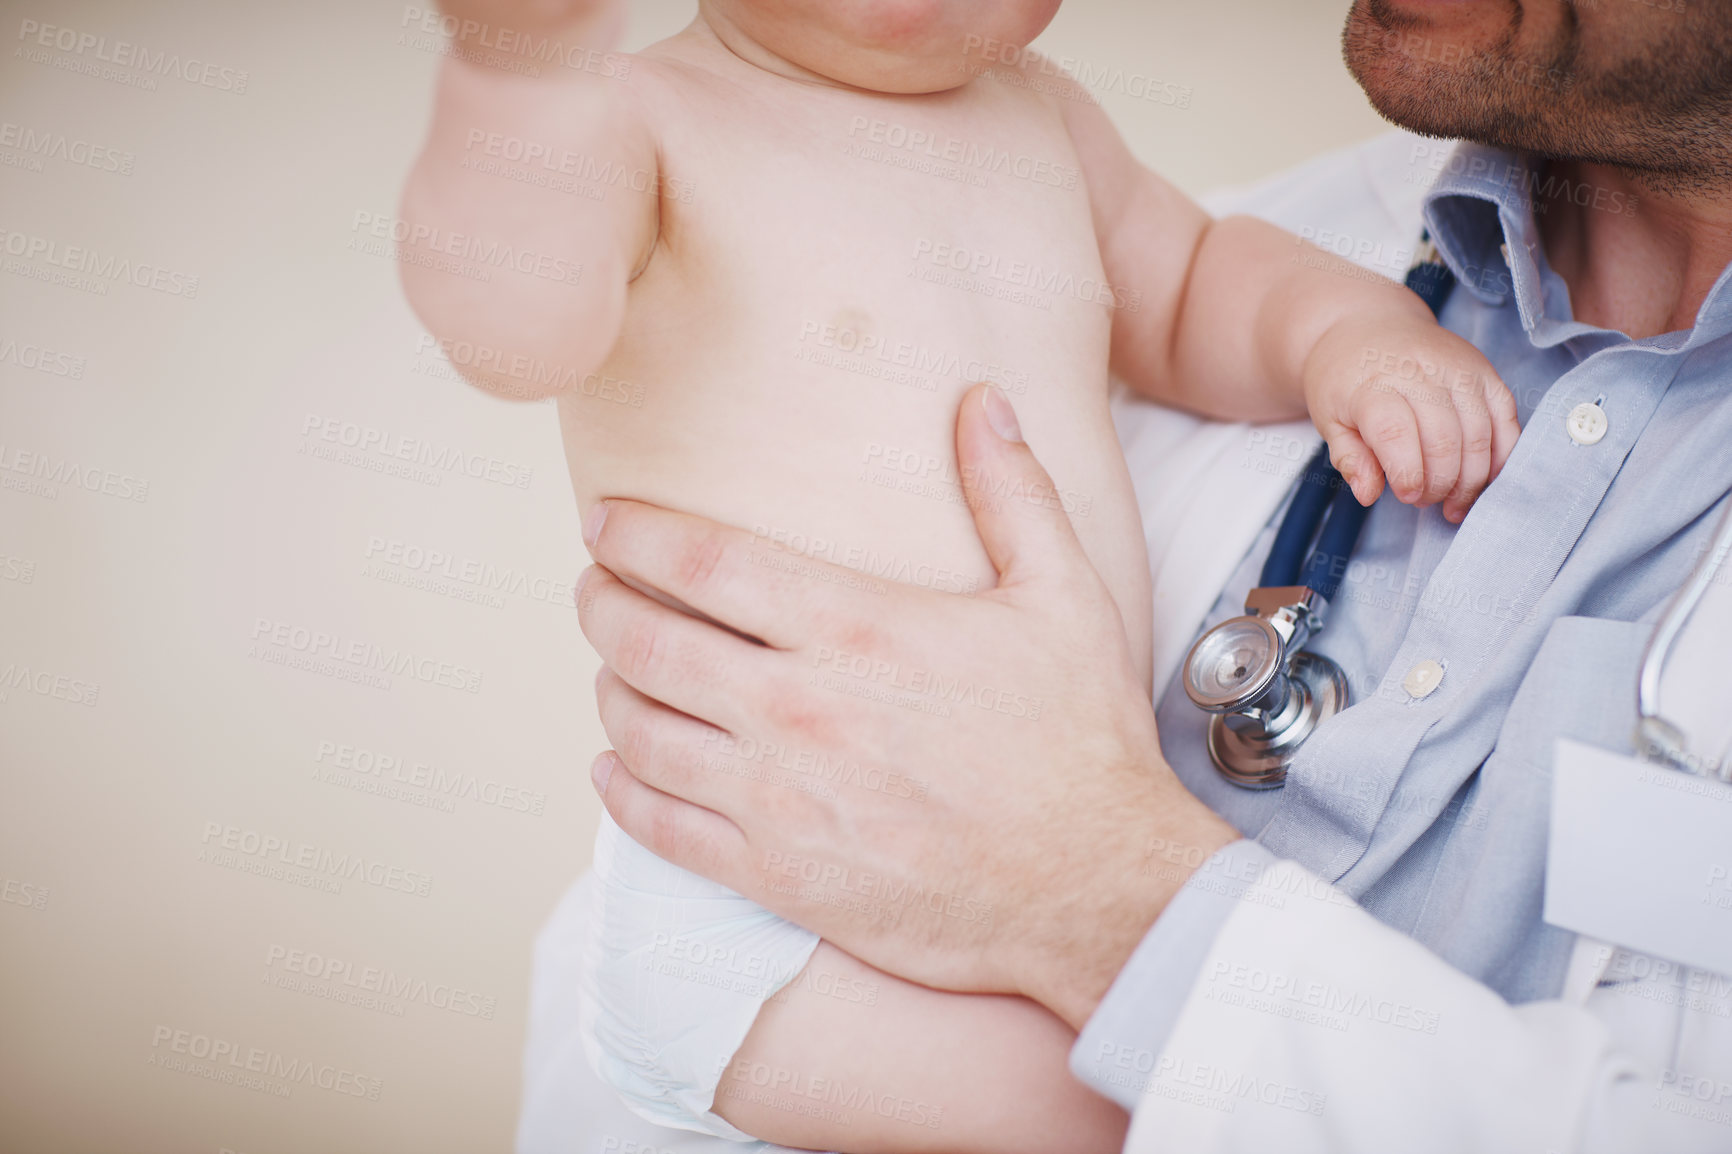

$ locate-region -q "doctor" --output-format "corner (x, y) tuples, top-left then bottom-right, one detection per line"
(573, 0), (1732, 1147)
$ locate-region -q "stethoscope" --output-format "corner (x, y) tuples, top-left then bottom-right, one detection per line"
(1182, 234), (1458, 789)
(1636, 494), (1732, 781)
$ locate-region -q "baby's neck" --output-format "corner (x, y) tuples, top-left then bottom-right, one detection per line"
(688, 6), (856, 91)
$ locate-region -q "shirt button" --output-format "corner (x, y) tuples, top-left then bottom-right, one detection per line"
(1403, 659), (1445, 699)
(1567, 401), (1608, 445)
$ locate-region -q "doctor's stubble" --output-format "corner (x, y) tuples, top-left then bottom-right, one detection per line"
(1342, 0), (1732, 194)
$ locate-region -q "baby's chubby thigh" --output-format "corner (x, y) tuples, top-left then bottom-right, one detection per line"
(576, 813), (822, 1140)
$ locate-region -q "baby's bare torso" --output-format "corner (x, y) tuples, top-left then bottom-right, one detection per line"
(563, 26), (1151, 674)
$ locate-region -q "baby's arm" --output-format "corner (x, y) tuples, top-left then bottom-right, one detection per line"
(399, 0), (654, 400)
(716, 943), (1128, 1154)
(1058, 86), (1519, 522)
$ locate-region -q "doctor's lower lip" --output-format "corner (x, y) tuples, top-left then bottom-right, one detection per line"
(1361, 0), (1483, 23)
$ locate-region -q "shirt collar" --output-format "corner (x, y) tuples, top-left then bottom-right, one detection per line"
(1420, 140), (1732, 350)
(1421, 142), (1548, 329)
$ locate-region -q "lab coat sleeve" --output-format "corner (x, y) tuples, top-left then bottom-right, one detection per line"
(1079, 854), (1729, 1154)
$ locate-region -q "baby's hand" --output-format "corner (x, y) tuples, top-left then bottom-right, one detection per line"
(1304, 314), (1521, 523)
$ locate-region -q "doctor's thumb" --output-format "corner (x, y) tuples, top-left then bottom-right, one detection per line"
(955, 384), (1096, 592)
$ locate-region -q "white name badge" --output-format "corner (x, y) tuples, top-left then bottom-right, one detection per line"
(1546, 738), (1732, 976)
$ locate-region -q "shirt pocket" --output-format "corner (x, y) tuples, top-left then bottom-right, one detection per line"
(1491, 615), (1652, 774)
(1405, 616), (1655, 999)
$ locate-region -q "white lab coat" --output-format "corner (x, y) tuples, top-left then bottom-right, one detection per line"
(1117, 869), (1732, 1153)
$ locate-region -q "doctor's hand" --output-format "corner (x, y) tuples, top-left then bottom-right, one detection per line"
(575, 384), (1236, 1030)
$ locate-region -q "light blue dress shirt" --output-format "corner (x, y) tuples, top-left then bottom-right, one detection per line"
(1074, 141), (1732, 1108)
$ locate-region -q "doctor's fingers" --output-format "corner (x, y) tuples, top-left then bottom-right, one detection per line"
(584, 499), (857, 651)
(577, 564), (794, 736)
(591, 750), (750, 889)
(595, 666), (775, 821)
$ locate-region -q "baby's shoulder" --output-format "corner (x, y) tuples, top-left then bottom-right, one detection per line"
(955, 43), (1105, 117)
(613, 36), (766, 118)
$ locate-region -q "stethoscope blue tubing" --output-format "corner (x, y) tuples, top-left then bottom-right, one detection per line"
(1258, 236), (1459, 604)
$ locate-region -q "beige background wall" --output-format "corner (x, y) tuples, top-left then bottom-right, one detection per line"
(0, 1), (1388, 1150)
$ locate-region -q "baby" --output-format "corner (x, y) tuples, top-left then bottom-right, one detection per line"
(400, 1), (1519, 1151)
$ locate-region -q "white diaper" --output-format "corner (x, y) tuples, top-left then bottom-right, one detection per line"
(579, 812), (821, 1140)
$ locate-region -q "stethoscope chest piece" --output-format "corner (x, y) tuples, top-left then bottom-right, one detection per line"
(1183, 580), (1354, 790)
(1184, 615), (1286, 712)
(1182, 233), (1455, 790)
(1182, 438), (1371, 789)
(1205, 650), (1350, 789)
